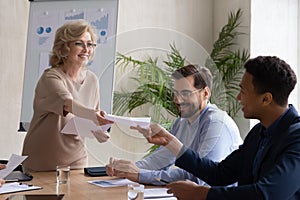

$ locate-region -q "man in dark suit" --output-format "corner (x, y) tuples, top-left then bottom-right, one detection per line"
(131, 56), (300, 200)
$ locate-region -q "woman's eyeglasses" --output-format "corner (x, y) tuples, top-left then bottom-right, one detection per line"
(73, 41), (96, 49)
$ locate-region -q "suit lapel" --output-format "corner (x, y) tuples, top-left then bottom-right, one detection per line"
(254, 106), (298, 180)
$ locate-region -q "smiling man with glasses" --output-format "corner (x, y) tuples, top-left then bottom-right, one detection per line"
(107, 64), (243, 186)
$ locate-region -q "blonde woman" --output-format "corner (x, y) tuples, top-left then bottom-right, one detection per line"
(22, 20), (113, 172)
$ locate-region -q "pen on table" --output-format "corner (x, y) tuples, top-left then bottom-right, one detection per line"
(19, 182), (33, 187)
(154, 177), (170, 184)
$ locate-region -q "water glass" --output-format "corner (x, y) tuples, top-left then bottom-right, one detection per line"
(127, 183), (144, 200)
(56, 165), (70, 184)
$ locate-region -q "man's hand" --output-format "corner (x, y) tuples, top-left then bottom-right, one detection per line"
(106, 157), (139, 182)
(0, 164), (5, 170)
(167, 180), (209, 200)
(0, 164), (5, 187)
(130, 124), (174, 146)
(106, 157), (116, 176)
(0, 179), (4, 187)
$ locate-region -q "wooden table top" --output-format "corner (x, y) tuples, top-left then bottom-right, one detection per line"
(0, 169), (130, 200)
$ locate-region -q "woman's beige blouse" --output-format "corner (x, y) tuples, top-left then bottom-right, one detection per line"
(22, 67), (100, 172)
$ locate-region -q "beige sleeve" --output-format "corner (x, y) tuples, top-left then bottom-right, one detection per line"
(71, 100), (98, 125)
(35, 70), (72, 116)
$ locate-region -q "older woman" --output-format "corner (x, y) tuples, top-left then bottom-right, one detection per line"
(22, 20), (113, 172)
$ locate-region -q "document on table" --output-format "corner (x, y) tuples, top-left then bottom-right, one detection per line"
(88, 178), (135, 187)
(0, 154), (27, 179)
(144, 188), (176, 199)
(0, 182), (42, 194)
(61, 116), (112, 138)
(105, 114), (151, 128)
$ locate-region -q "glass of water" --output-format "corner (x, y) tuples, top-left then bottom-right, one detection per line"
(56, 165), (70, 184)
(127, 183), (144, 200)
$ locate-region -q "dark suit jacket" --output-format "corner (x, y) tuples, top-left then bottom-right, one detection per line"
(175, 105), (300, 200)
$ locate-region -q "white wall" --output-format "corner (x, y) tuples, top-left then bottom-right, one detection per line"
(250, 0), (299, 127)
(0, 0), (29, 159)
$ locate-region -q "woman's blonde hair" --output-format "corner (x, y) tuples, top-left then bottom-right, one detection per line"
(50, 20), (97, 67)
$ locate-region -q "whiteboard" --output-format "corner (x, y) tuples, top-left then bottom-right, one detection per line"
(20, 0), (118, 130)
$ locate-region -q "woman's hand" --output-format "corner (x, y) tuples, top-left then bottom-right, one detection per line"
(96, 111), (114, 125)
(92, 129), (110, 143)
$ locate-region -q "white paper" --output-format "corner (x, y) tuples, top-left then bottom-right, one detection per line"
(0, 154), (27, 179)
(105, 114), (151, 128)
(144, 188), (175, 199)
(88, 178), (135, 188)
(61, 116), (111, 138)
(0, 182), (41, 194)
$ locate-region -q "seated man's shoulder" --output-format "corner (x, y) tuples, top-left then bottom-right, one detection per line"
(206, 104), (235, 122)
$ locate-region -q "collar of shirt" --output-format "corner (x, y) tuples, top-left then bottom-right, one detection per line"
(263, 107), (289, 138)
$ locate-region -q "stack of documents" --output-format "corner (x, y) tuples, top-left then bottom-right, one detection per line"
(88, 178), (135, 187)
(144, 188), (176, 199)
(61, 114), (151, 138)
(105, 114), (151, 129)
(88, 179), (176, 199)
(0, 182), (41, 194)
(61, 116), (111, 138)
(0, 154), (41, 194)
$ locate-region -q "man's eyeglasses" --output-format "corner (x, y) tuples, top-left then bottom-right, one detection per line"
(73, 41), (96, 49)
(174, 88), (203, 99)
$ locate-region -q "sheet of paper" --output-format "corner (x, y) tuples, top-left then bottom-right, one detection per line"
(144, 188), (175, 199)
(0, 154), (27, 179)
(61, 116), (111, 138)
(105, 114), (151, 128)
(0, 182), (42, 194)
(88, 178), (135, 188)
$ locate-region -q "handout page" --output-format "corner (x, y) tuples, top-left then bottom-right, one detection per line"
(0, 182), (42, 194)
(105, 114), (151, 128)
(0, 154), (27, 179)
(61, 116), (112, 138)
(144, 188), (176, 199)
(88, 178), (135, 188)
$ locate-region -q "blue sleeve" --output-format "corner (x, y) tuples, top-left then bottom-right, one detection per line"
(136, 146), (176, 170)
(138, 167), (206, 186)
(136, 120), (180, 170)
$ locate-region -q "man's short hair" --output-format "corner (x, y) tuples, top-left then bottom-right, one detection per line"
(171, 64), (213, 90)
(244, 56), (297, 106)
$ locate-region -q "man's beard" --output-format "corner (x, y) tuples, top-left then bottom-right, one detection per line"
(177, 103), (202, 118)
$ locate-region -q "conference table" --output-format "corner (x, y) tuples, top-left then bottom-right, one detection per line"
(0, 169), (132, 200)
